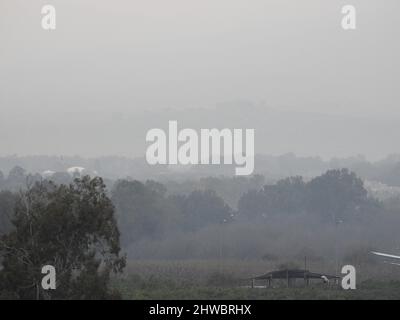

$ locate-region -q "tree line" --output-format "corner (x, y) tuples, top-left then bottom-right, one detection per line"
(0, 168), (388, 299)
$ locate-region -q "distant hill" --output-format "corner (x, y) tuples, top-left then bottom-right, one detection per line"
(1, 103), (399, 160)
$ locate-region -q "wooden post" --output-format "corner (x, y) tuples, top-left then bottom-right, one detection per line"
(304, 256), (307, 288)
(304, 256), (307, 271)
(287, 270), (290, 288)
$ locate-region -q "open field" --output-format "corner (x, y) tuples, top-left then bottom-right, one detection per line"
(112, 259), (400, 300)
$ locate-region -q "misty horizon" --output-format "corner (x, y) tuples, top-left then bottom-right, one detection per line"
(2, 0), (400, 161)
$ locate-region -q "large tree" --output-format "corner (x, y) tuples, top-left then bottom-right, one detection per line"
(0, 176), (125, 300)
(0, 191), (16, 236)
(238, 176), (307, 219)
(172, 190), (234, 231)
(112, 180), (177, 245)
(0, 170), (4, 189)
(238, 169), (380, 222)
(307, 168), (376, 222)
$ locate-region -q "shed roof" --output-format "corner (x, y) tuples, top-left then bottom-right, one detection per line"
(253, 269), (340, 280)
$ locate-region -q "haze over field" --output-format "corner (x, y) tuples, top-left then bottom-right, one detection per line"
(2, 1), (400, 300)
(1, 0), (400, 160)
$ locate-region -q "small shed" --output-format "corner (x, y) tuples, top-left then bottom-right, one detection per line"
(250, 269), (340, 288)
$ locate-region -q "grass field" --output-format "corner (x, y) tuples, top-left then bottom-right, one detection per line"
(112, 259), (400, 300)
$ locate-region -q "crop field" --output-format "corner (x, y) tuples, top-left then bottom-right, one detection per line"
(113, 259), (400, 300)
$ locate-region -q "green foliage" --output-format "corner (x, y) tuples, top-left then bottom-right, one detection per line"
(171, 190), (234, 231)
(307, 169), (370, 222)
(113, 273), (400, 300)
(112, 180), (234, 246)
(239, 169), (381, 222)
(0, 176), (125, 300)
(0, 191), (16, 236)
(112, 180), (178, 244)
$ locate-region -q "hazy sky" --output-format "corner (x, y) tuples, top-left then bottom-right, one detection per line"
(0, 1), (399, 158)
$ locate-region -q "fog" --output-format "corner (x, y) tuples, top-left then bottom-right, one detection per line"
(1, 0), (400, 159)
(2, 1), (400, 300)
